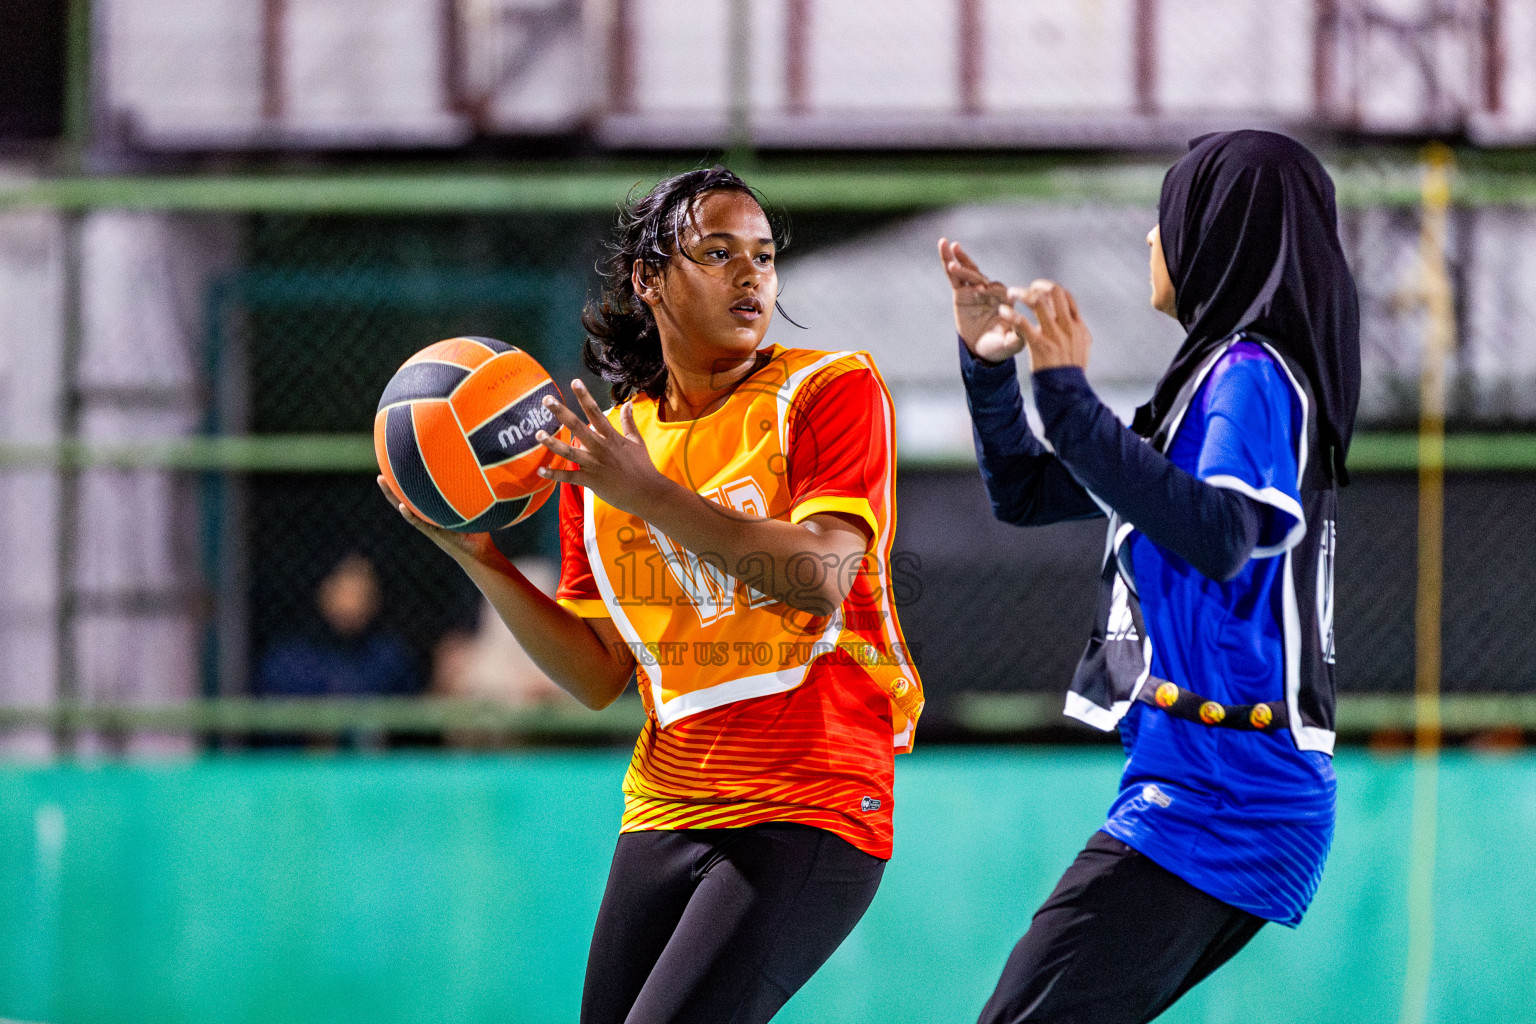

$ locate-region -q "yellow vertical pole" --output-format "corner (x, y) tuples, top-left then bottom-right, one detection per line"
(1399, 141), (1454, 1024)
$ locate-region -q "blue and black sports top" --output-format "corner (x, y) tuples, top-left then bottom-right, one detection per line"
(961, 335), (1338, 926)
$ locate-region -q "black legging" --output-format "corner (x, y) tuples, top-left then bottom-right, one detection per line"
(977, 831), (1265, 1024)
(581, 823), (885, 1024)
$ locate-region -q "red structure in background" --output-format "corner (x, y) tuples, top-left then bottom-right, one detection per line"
(608, 0), (636, 114)
(1313, 0), (1506, 131)
(1482, 0), (1503, 114)
(261, 0), (286, 121)
(958, 0), (983, 115)
(1134, 0), (1158, 116)
(786, 0), (812, 114)
(193, 0), (1527, 150)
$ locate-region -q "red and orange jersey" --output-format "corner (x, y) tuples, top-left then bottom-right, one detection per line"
(557, 346), (920, 858)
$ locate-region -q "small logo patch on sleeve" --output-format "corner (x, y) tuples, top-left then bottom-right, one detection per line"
(860, 796), (882, 812)
(1141, 784), (1172, 808)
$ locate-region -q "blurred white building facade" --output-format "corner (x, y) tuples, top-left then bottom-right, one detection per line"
(97, 0), (1536, 150)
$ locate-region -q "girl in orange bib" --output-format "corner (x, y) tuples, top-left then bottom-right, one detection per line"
(380, 167), (920, 1024)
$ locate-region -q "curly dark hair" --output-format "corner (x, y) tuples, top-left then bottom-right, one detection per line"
(581, 166), (780, 401)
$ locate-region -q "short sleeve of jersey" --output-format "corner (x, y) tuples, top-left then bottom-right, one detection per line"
(784, 368), (891, 542)
(1194, 343), (1305, 556)
(555, 482), (606, 617)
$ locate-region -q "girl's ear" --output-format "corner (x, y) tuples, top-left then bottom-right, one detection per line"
(632, 259), (663, 308)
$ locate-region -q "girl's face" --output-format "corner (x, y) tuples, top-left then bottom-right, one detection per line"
(1147, 224), (1177, 319)
(636, 189), (777, 366)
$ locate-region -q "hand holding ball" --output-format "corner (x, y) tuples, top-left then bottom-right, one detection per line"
(374, 337), (572, 532)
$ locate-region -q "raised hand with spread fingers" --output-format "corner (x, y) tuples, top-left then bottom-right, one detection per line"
(938, 237), (1028, 364)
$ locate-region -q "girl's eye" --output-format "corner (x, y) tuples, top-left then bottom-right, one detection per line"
(756, 253), (774, 264)
(706, 248), (729, 260)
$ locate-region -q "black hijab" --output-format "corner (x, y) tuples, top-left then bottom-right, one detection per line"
(1136, 130), (1361, 484)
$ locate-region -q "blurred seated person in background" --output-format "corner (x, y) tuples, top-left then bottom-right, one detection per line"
(256, 553), (418, 697)
(431, 556), (578, 708)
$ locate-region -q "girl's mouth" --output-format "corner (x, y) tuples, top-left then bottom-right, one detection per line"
(730, 298), (763, 321)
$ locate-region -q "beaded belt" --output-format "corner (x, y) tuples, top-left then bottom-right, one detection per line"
(1135, 678), (1289, 733)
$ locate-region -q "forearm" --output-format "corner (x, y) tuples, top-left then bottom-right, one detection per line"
(453, 549), (633, 708)
(959, 337), (1101, 525)
(1033, 368), (1262, 581)
(631, 483), (861, 616)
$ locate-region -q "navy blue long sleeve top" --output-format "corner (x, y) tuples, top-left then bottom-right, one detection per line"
(958, 338), (1262, 582)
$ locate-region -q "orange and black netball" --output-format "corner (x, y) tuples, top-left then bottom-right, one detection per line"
(374, 336), (571, 532)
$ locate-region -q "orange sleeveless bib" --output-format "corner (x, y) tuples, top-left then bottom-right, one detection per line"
(582, 347), (924, 750)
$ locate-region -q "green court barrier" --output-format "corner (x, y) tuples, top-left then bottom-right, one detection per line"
(952, 692), (1536, 734)
(7, 157), (1536, 214)
(0, 435), (380, 473)
(5, 692), (1533, 736)
(0, 697), (650, 736)
(1, 749), (1532, 1024)
(3, 431), (1535, 473)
